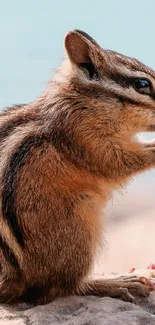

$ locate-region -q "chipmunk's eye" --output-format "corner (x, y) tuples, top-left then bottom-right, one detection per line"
(133, 79), (152, 94)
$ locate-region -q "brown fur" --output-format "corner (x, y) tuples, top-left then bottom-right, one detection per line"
(0, 30), (155, 304)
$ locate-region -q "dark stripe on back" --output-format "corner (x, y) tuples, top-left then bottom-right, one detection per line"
(2, 129), (89, 248)
(0, 109), (38, 247)
(2, 134), (45, 247)
(0, 235), (20, 269)
(0, 115), (35, 144)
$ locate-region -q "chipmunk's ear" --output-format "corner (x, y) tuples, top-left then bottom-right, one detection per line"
(64, 30), (100, 79)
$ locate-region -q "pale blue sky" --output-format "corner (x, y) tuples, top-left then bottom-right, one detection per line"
(0, 0), (155, 108)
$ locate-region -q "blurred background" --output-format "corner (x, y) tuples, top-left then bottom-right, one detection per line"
(0, 0), (155, 273)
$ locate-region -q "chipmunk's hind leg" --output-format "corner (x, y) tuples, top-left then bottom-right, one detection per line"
(76, 278), (152, 303)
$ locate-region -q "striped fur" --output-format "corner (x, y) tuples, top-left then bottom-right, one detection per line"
(0, 30), (155, 304)
(0, 236), (20, 269)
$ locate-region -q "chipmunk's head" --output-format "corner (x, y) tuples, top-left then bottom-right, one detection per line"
(63, 30), (155, 137)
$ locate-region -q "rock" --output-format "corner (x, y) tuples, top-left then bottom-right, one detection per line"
(0, 270), (155, 325)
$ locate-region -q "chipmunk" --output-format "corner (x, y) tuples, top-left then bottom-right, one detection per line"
(0, 29), (155, 305)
